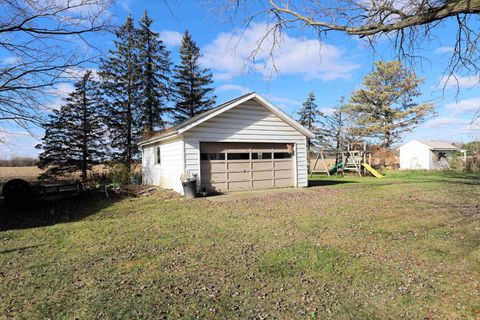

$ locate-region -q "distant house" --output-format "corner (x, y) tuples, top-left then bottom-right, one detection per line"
(399, 140), (459, 170)
(138, 93), (315, 195)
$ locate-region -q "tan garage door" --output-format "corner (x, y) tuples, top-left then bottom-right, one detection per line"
(200, 142), (294, 193)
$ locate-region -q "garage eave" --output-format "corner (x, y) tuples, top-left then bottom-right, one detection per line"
(138, 131), (179, 147)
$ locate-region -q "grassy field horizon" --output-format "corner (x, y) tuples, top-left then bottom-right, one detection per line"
(1, 170), (479, 318)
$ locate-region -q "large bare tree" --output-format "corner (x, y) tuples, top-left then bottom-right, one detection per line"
(209, 0), (480, 86)
(0, 0), (112, 141)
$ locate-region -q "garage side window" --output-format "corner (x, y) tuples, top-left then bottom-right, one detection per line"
(155, 146), (161, 164)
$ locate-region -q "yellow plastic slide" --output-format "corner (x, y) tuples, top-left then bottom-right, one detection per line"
(362, 163), (384, 178)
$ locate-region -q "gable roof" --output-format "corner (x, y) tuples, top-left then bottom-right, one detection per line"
(139, 92), (315, 146)
(400, 139), (458, 150)
(417, 140), (458, 150)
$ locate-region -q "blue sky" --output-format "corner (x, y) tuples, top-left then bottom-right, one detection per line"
(1, 0), (479, 157)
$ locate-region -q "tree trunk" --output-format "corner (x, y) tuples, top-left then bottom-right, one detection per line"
(126, 32), (134, 180)
(81, 81), (88, 183)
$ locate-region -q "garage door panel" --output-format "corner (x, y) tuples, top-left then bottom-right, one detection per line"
(205, 173), (226, 182)
(274, 160), (292, 170)
(252, 170), (272, 180)
(252, 161), (272, 170)
(253, 179), (273, 189)
(228, 181), (250, 190)
(274, 169), (293, 179)
(228, 172), (250, 181)
(227, 162), (250, 171)
(203, 183), (226, 192)
(201, 161), (225, 172)
(274, 178), (293, 187)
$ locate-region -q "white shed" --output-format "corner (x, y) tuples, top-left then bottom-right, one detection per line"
(399, 140), (458, 170)
(139, 93), (315, 195)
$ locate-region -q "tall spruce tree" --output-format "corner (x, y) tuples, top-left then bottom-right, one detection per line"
(173, 31), (216, 123)
(99, 15), (142, 172)
(137, 11), (172, 132)
(347, 60), (435, 148)
(297, 92), (319, 161)
(297, 92), (318, 132)
(37, 71), (105, 182)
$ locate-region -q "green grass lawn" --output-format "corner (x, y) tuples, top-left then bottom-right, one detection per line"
(1, 171), (479, 319)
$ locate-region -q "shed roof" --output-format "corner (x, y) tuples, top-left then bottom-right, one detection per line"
(139, 92), (315, 146)
(417, 140), (458, 150)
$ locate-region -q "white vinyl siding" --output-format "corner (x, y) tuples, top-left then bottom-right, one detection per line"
(183, 101), (308, 188)
(142, 137), (184, 194)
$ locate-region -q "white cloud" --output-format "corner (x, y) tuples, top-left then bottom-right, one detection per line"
(39, 0), (112, 25)
(319, 107), (335, 116)
(1, 56), (21, 65)
(435, 46), (454, 54)
(47, 83), (74, 110)
(159, 30), (183, 48)
(437, 74), (480, 89)
(115, 0), (131, 12)
(424, 117), (464, 128)
(422, 115), (480, 139)
(46, 68), (99, 110)
(264, 94), (302, 109)
(0, 130), (41, 158)
(52, 83), (74, 97)
(463, 120), (480, 133)
(445, 97), (480, 114)
(62, 66), (99, 80)
(217, 84), (251, 95)
(214, 72), (238, 81)
(201, 23), (359, 81)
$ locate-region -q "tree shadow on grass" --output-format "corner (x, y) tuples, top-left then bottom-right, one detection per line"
(308, 179), (358, 187)
(0, 194), (122, 232)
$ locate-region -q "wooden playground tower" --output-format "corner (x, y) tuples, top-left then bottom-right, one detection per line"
(310, 143), (373, 177)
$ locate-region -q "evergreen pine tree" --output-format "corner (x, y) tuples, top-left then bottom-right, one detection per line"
(297, 92), (318, 132)
(137, 11), (172, 132)
(37, 71), (106, 182)
(173, 31), (216, 123)
(347, 60), (435, 148)
(99, 15), (142, 171)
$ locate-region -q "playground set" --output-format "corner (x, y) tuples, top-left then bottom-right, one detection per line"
(309, 143), (384, 178)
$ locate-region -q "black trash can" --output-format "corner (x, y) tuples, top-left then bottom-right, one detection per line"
(182, 180), (196, 199)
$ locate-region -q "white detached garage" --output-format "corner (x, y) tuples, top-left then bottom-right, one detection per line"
(139, 93), (315, 195)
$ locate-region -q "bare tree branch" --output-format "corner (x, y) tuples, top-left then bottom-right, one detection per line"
(0, 0), (112, 136)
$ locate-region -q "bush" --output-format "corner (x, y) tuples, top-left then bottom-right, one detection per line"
(371, 147), (399, 169)
(447, 151), (464, 170)
(465, 155), (480, 173)
(106, 163), (131, 186)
